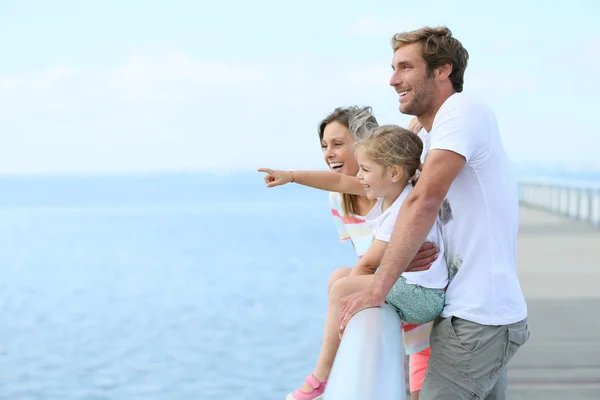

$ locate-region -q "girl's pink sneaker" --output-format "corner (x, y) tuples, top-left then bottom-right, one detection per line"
(285, 373), (327, 400)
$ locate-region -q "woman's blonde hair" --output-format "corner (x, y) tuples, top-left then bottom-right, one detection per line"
(318, 106), (379, 216)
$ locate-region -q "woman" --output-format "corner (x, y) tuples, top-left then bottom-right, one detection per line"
(320, 106), (378, 269)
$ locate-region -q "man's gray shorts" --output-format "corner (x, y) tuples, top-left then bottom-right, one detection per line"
(419, 316), (530, 399)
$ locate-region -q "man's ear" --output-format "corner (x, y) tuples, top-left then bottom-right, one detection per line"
(436, 62), (453, 81)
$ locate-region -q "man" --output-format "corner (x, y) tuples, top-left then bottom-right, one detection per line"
(339, 26), (530, 399)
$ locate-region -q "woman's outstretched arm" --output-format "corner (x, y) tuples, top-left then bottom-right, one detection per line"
(257, 168), (365, 195)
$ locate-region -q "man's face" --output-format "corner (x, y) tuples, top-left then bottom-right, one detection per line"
(389, 42), (436, 117)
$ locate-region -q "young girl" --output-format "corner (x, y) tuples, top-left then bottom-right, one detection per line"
(259, 123), (448, 400)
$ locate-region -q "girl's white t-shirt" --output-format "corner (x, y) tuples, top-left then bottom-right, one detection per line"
(365, 185), (448, 289)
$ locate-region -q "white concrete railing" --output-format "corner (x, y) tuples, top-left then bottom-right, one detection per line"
(323, 304), (405, 400)
(518, 180), (600, 226)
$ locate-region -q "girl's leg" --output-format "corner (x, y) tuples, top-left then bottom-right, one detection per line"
(385, 277), (445, 325)
(327, 267), (352, 293)
(299, 275), (375, 393)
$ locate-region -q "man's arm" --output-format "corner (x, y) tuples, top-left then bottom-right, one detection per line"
(370, 149), (466, 300)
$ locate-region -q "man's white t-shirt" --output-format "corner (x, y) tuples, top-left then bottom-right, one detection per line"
(418, 92), (527, 325)
(365, 185), (448, 290)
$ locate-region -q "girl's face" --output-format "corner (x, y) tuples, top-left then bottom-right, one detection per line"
(321, 121), (360, 176)
(356, 153), (402, 200)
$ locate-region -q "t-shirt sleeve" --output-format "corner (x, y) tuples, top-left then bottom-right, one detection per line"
(329, 192), (351, 242)
(429, 99), (491, 164)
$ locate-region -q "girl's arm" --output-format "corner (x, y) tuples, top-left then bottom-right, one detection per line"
(257, 168), (365, 195)
(349, 239), (388, 276)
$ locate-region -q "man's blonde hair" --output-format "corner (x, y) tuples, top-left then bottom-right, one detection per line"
(391, 26), (469, 92)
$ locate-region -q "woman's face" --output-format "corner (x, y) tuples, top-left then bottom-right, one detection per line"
(321, 121), (360, 176)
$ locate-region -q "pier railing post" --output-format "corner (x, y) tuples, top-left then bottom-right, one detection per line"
(324, 304), (405, 400)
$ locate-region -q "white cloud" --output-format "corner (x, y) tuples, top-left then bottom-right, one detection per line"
(0, 51), (403, 176)
(107, 52), (271, 105)
(465, 69), (540, 100)
(575, 37), (600, 64)
(348, 14), (421, 38)
(2, 37), (597, 176)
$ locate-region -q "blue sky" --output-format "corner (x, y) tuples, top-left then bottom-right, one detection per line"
(1, 0), (598, 175)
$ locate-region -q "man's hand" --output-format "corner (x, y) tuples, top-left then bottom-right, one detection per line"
(406, 242), (439, 272)
(338, 288), (386, 336)
(257, 168), (293, 188)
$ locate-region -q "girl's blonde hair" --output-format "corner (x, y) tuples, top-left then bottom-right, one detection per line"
(351, 111), (423, 185)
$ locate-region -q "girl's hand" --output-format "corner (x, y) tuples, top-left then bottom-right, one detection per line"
(257, 168), (294, 188)
(407, 117), (423, 134)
